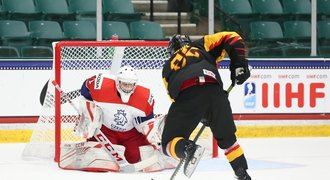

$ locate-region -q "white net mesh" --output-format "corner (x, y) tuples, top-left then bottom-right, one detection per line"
(23, 40), (217, 161)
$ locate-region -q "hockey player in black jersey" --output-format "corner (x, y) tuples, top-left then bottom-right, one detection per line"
(161, 32), (251, 180)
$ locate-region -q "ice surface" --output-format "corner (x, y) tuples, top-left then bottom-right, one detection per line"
(1, 137), (330, 180)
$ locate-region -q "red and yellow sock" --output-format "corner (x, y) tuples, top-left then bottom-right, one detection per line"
(165, 137), (186, 159)
(225, 142), (244, 163)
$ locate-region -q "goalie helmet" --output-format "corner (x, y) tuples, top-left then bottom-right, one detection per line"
(167, 34), (192, 56)
(116, 66), (138, 103)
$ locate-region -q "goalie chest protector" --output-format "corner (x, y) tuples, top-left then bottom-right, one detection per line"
(85, 74), (154, 118)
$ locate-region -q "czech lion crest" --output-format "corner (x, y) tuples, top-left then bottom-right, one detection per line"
(114, 110), (128, 126)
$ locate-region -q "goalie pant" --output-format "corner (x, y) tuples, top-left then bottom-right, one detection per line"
(161, 83), (249, 172)
(88, 125), (151, 164)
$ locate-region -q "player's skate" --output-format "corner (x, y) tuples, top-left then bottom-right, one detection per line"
(183, 141), (205, 178)
(235, 167), (251, 180)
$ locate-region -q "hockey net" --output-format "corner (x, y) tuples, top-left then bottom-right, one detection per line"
(23, 40), (218, 163)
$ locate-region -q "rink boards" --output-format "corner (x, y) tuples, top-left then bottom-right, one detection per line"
(1, 58), (330, 142)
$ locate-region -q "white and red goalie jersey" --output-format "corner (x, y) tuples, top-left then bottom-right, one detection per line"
(61, 73), (176, 172)
(78, 73), (160, 164)
(81, 73), (155, 133)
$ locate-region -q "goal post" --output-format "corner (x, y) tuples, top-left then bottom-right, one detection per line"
(23, 40), (218, 164)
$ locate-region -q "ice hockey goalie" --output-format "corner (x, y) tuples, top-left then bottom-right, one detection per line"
(59, 66), (177, 172)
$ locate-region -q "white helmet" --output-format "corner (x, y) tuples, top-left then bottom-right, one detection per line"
(115, 66), (138, 103)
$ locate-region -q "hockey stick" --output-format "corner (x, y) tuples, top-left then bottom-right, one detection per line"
(51, 80), (158, 173)
(40, 80), (80, 105)
(170, 82), (235, 180)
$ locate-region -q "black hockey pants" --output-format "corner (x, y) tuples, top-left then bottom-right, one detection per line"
(162, 83), (238, 151)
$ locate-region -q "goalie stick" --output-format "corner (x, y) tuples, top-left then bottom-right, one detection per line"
(51, 80), (158, 173)
(40, 80), (80, 105)
(169, 82), (235, 180)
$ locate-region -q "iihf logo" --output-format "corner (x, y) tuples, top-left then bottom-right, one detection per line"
(244, 82), (256, 109)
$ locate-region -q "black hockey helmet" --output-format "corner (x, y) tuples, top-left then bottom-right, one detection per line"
(167, 34), (192, 56)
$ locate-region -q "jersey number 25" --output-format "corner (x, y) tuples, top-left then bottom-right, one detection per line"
(170, 47), (200, 71)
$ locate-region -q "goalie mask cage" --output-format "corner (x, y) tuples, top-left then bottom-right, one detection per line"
(23, 40), (218, 164)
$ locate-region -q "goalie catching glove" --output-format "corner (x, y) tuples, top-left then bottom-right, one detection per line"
(75, 97), (103, 138)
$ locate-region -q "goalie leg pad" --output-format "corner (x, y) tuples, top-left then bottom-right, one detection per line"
(139, 145), (178, 172)
(60, 142), (126, 172)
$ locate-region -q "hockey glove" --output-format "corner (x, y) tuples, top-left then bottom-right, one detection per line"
(230, 64), (250, 85)
(76, 98), (103, 138)
(142, 120), (162, 149)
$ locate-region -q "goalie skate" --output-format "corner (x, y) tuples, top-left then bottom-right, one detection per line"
(183, 143), (205, 178)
